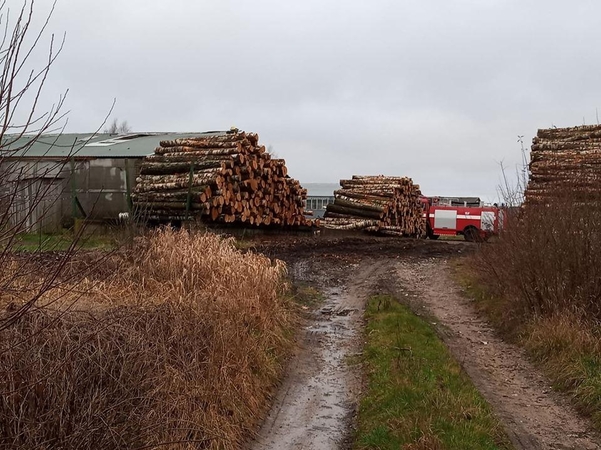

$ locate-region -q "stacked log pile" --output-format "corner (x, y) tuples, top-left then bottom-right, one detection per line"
(527, 125), (601, 203)
(323, 175), (425, 236)
(132, 130), (314, 227)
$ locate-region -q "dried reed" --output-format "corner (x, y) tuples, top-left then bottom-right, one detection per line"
(0, 229), (293, 449)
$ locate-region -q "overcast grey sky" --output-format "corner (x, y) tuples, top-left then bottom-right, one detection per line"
(11, 0), (601, 200)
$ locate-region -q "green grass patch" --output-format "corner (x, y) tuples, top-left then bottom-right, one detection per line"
(437, 234), (465, 241)
(232, 239), (256, 251)
(355, 295), (511, 450)
(291, 283), (324, 308)
(13, 231), (116, 252)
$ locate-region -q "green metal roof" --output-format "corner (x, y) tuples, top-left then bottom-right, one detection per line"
(0, 131), (228, 159)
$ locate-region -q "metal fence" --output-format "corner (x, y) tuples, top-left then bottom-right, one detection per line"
(305, 196), (334, 211)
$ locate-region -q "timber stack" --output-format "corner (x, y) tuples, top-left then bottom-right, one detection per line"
(132, 130), (315, 227)
(527, 124), (601, 203)
(323, 175), (425, 236)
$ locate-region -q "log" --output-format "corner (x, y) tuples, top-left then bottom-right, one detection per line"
(146, 153), (245, 164)
(323, 218), (379, 230)
(140, 161), (226, 175)
(332, 199), (387, 216)
(132, 188), (211, 203)
(326, 204), (383, 220)
(159, 133), (248, 147)
(334, 194), (389, 209)
(134, 176), (224, 193)
(143, 201), (210, 211)
(136, 170), (223, 185)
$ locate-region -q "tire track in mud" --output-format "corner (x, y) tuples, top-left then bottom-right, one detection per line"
(249, 258), (389, 450)
(396, 256), (601, 450)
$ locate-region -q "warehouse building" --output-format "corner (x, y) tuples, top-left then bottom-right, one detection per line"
(0, 132), (217, 232)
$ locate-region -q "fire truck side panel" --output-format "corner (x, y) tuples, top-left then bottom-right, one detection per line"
(433, 209), (457, 230)
(481, 211), (495, 232)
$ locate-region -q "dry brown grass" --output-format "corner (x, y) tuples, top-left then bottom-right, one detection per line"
(522, 314), (601, 426)
(0, 228), (294, 449)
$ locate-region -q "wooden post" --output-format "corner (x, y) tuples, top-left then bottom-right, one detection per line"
(69, 158), (87, 222)
(185, 165), (194, 219)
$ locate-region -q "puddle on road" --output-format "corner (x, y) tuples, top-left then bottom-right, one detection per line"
(290, 260), (309, 280)
(251, 285), (361, 450)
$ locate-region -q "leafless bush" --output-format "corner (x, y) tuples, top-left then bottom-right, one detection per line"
(496, 136), (530, 207)
(0, 0), (85, 333)
(469, 187), (601, 425)
(472, 190), (601, 323)
(0, 229), (294, 449)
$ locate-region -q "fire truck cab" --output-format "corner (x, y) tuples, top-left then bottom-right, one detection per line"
(421, 197), (502, 242)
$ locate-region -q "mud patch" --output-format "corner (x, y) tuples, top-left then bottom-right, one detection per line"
(249, 259), (390, 450)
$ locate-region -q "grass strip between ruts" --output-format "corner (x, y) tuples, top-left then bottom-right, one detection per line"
(355, 294), (512, 450)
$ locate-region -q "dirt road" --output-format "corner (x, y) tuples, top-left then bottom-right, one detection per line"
(397, 256), (601, 450)
(249, 236), (601, 450)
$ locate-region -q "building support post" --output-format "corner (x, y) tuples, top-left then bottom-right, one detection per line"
(124, 158), (132, 214)
(70, 158), (77, 221)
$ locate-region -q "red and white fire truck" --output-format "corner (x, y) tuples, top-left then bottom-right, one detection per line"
(420, 197), (503, 241)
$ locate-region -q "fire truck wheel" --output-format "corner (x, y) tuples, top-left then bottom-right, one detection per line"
(426, 224), (439, 240)
(463, 226), (481, 242)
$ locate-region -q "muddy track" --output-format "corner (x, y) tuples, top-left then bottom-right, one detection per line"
(250, 257), (391, 450)
(250, 237), (601, 450)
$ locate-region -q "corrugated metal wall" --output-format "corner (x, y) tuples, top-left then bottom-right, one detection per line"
(2, 157), (142, 232)
(9, 178), (63, 233)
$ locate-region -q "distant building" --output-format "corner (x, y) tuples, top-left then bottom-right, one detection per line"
(0, 132), (220, 232)
(303, 183), (337, 218)
(430, 196), (482, 207)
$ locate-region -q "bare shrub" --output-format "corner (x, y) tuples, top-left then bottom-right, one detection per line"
(472, 192), (601, 324)
(0, 229), (294, 449)
(0, 0), (113, 334)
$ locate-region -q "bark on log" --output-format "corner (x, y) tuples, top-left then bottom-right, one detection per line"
(135, 176), (224, 193)
(159, 133), (248, 147)
(326, 204), (383, 220)
(323, 218), (379, 230)
(334, 197), (386, 211)
(140, 161), (227, 175)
